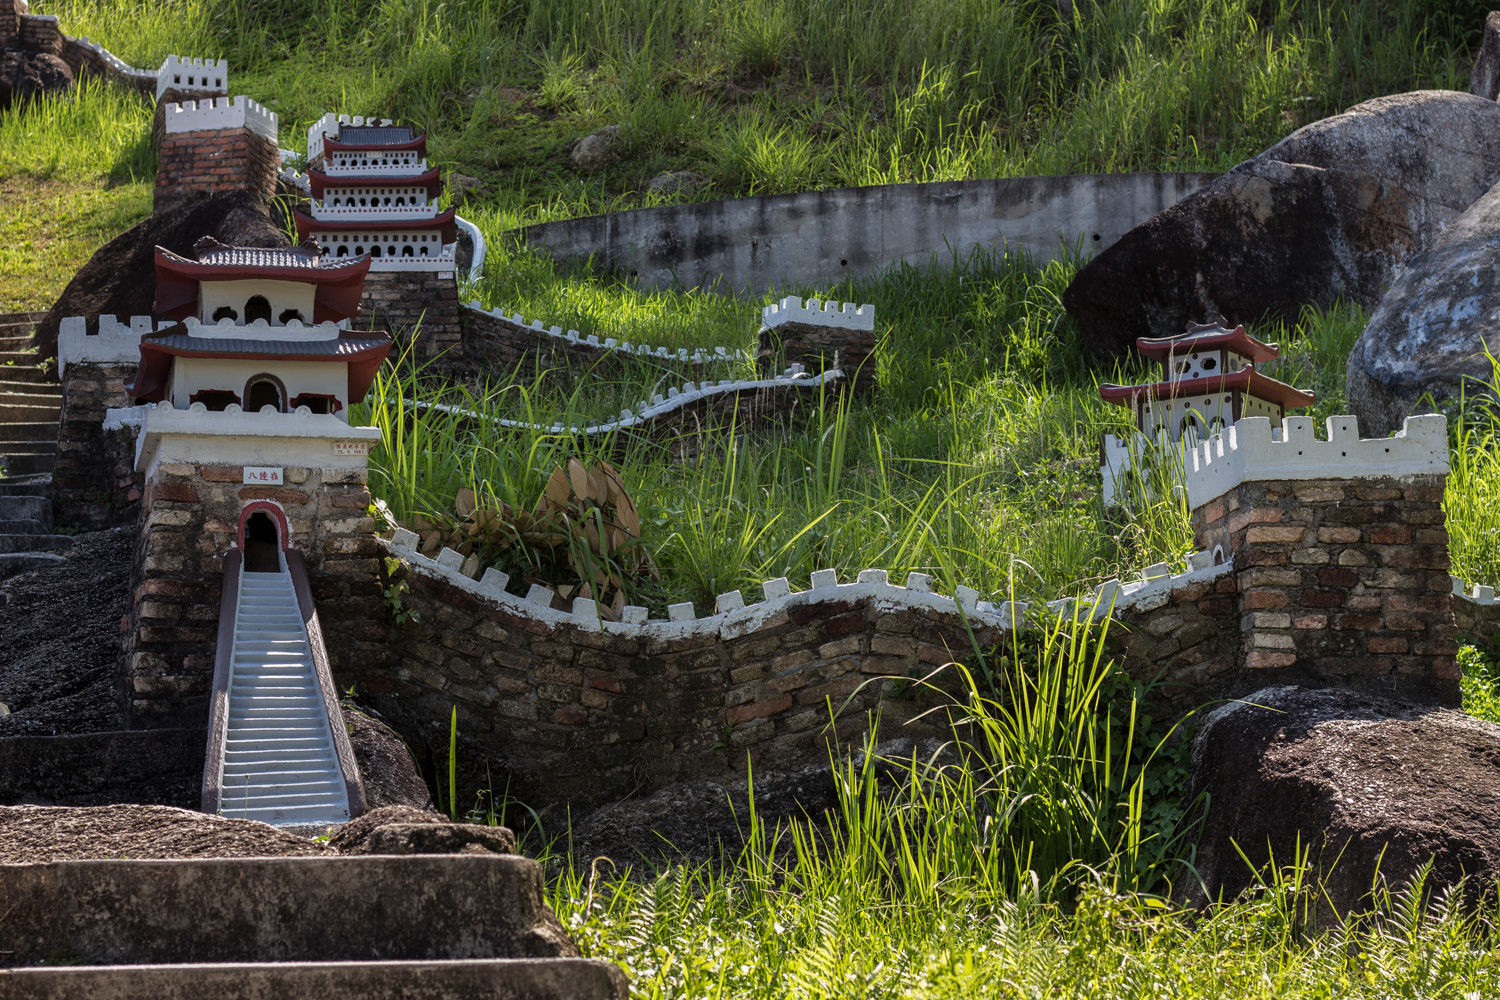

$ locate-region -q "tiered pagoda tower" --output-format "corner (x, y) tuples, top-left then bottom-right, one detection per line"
(1099, 320), (1315, 504)
(299, 114), (461, 359)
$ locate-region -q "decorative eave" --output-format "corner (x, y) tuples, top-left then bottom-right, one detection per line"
(307, 166), (442, 200)
(1135, 325), (1280, 364)
(294, 207), (457, 244)
(131, 324), (393, 405)
(152, 245), (372, 324)
(1099, 367), (1316, 411)
(324, 133), (427, 156)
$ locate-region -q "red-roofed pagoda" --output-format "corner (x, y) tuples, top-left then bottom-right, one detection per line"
(1099, 319), (1315, 442)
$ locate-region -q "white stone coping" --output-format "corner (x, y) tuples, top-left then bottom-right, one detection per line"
(1184, 414), (1449, 509)
(321, 158), (430, 177)
(156, 55), (228, 100)
(382, 533), (1230, 639)
(124, 401), (380, 473)
(58, 314), (168, 379)
(182, 316), (343, 341)
(308, 203), (442, 222)
(454, 215), (486, 285)
(163, 96), (278, 144)
(761, 296), (875, 332)
(462, 302), (749, 367)
(402, 366), (840, 437)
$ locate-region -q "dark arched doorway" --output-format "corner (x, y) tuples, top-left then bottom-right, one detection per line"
(245, 295), (273, 324)
(243, 511), (281, 573)
(244, 374), (286, 413)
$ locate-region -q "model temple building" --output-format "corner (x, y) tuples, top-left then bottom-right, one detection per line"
(1098, 320), (1316, 505)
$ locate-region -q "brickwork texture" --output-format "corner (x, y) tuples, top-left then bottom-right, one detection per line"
(54, 362), (141, 530)
(154, 127), (279, 215)
(759, 319), (877, 395)
(360, 271), (461, 362)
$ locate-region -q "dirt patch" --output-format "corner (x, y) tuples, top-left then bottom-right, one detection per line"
(0, 526), (132, 737)
(0, 805), (330, 863)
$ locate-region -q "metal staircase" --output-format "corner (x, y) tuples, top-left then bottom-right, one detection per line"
(217, 566), (351, 826)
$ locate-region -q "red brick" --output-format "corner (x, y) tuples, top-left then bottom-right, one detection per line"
(1368, 527), (1411, 545)
(238, 486), (311, 505)
(727, 693), (793, 724)
(552, 707), (588, 725)
(1301, 590), (1343, 608)
(1334, 614), (1380, 631)
(1317, 526), (1361, 544)
(1241, 590), (1288, 610)
(1366, 637), (1409, 654)
(1318, 568), (1359, 588)
(1246, 525), (1305, 544)
(1246, 651), (1297, 669)
(151, 483), (199, 503)
(590, 677), (624, 694)
(1293, 615), (1327, 630)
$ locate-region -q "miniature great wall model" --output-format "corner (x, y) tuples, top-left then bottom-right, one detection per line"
(4, 15), (1499, 997)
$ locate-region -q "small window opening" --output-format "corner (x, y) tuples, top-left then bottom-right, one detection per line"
(402, 245), (414, 257)
(1201, 356), (1218, 371)
(190, 389), (240, 411)
(244, 296), (272, 324)
(278, 309), (305, 325)
(245, 375), (285, 413)
(336, 245), (349, 257)
(211, 306), (238, 322)
(244, 511), (281, 573)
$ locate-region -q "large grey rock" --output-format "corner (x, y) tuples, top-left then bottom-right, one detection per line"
(1472, 12), (1500, 100)
(1347, 178), (1500, 436)
(1066, 91), (1500, 356)
(1183, 686), (1500, 918)
(570, 126), (622, 172)
(0, 855), (579, 966)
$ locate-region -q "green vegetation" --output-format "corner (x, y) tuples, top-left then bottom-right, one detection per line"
(9, 2), (1500, 996)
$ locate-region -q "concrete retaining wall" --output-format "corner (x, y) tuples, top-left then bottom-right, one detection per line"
(520, 172), (1217, 292)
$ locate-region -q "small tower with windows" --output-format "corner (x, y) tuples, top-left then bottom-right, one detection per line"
(116, 236), (392, 726)
(1098, 319), (1315, 505)
(300, 113), (461, 359)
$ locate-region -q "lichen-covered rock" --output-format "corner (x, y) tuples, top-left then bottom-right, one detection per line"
(1065, 91), (1500, 357)
(344, 706), (433, 811)
(1472, 11), (1500, 101)
(1347, 177), (1500, 436)
(570, 126), (622, 172)
(1183, 686), (1500, 918)
(646, 170), (708, 198)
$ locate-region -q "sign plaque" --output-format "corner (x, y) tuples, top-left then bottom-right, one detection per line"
(243, 466), (284, 485)
(333, 441), (370, 456)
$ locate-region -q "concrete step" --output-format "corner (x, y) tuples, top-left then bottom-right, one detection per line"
(0, 421), (62, 442)
(0, 495), (51, 523)
(0, 518), (45, 533)
(1, 856), (595, 967)
(0, 474), (51, 494)
(0, 552), (66, 576)
(0, 368), (58, 385)
(0, 441), (58, 456)
(0, 959), (629, 999)
(1, 453), (56, 476)
(0, 310), (46, 323)
(0, 382), (60, 398)
(0, 534), (71, 554)
(0, 404), (60, 424)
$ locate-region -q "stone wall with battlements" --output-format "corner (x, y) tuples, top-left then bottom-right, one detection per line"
(759, 297), (877, 395)
(120, 459), (382, 728)
(154, 98), (280, 215)
(55, 362), (140, 531)
(360, 270), (461, 362)
(17, 11), (59, 53)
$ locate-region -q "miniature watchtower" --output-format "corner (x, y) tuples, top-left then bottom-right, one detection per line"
(155, 96), (280, 214)
(118, 237), (391, 726)
(301, 113), (461, 359)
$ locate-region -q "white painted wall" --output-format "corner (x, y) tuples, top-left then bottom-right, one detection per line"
(1142, 391), (1234, 440)
(170, 358), (349, 418)
(199, 279), (317, 326)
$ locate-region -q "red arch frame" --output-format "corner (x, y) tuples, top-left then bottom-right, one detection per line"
(237, 501), (291, 552)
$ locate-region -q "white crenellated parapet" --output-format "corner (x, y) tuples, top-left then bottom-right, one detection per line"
(406, 365), (839, 437)
(367, 242), (457, 272)
(761, 296), (875, 332)
(58, 314), (170, 379)
(69, 36), (158, 84)
(1184, 414), (1449, 509)
(182, 316), (341, 341)
(163, 96), (278, 144)
(463, 301), (749, 368)
(155, 55), (229, 100)
(128, 400), (381, 476)
(305, 113), (396, 165)
(1453, 575), (1500, 607)
(383, 531), (1231, 641)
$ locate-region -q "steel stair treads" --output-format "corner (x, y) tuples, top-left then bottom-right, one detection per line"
(217, 569), (349, 826)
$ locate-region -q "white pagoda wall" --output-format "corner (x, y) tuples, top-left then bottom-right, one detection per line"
(198, 279), (317, 325)
(169, 358), (349, 416)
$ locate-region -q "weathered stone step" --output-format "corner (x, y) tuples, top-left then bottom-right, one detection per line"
(0, 440), (57, 454)
(0, 368), (57, 385)
(0, 422), (59, 442)
(0, 351), (40, 365)
(0, 311), (46, 324)
(0, 856), (584, 967)
(1, 454), (56, 476)
(0, 518), (45, 533)
(0, 959), (629, 1000)
(0, 477), (51, 497)
(0, 404), (60, 424)
(0, 552), (65, 576)
(0, 493), (50, 527)
(0, 534), (71, 554)
(0, 382), (60, 397)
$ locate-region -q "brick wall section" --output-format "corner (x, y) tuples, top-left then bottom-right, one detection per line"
(121, 462), (383, 728)
(1112, 571), (1241, 705)
(759, 320), (877, 395)
(0, 0), (21, 49)
(57, 36), (156, 94)
(154, 127), (279, 215)
(464, 308), (724, 381)
(16, 13), (59, 54)
(1192, 474), (1460, 704)
(53, 362), (141, 531)
(360, 271), (461, 361)
(358, 568), (975, 807)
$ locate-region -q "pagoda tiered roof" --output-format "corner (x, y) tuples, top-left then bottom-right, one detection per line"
(1135, 323), (1280, 364)
(293, 207), (457, 243)
(1099, 367), (1316, 410)
(152, 239), (371, 323)
(307, 166), (442, 200)
(325, 125), (426, 156)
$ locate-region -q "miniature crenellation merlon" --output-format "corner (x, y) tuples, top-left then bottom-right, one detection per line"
(162, 96), (278, 143)
(155, 55), (229, 100)
(1183, 413), (1449, 510)
(462, 301), (748, 369)
(761, 296), (876, 332)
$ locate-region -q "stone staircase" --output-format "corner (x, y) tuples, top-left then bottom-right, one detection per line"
(0, 312), (71, 576)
